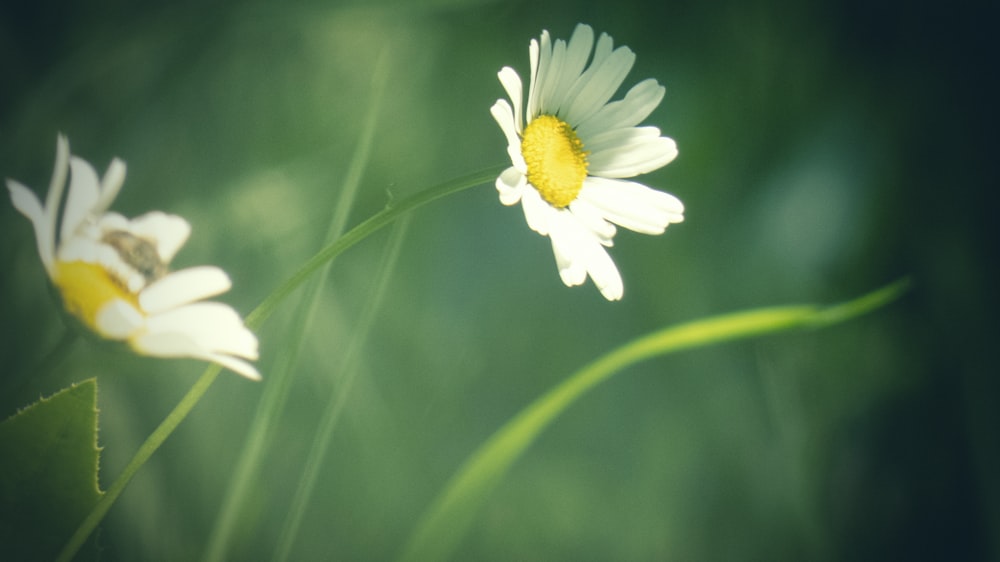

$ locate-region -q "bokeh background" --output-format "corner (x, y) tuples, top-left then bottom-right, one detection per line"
(1, 0), (995, 560)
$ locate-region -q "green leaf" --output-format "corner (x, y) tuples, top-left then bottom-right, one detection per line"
(0, 378), (103, 560)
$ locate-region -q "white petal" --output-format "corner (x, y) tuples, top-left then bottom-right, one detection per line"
(139, 302), (258, 359)
(93, 158), (126, 215)
(490, 99), (522, 157)
(548, 209), (623, 299)
(201, 353), (262, 381)
(568, 198), (616, 242)
(549, 214), (587, 287)
(127, 212), (191, 262)
(58, 235), (107, 264)
(588, 136), (678, 178)
(575, 79), (665, 139)
(131, 322), (261, 381)
(526, 35), (544, 120)
(139, 266), (232, 314)
(44, 135), (71, 269)
(497, 67), (524, 133)
(6, 180), (46, 230)
(578, 177), (684, 234)
(61, 156), (102, 242)
(537, 36), (566, 115)
(7, 179), (55, 275)
(583, 126), (663, 156)
(520, 185), (553, 236)
(496, 167), (525, 206)
(589, 250), (624, 301)
(97, 212), (129, 232)
(563, 43), (635, 125)
(552, 24), (595, 114)
(94, 299), (144, 339)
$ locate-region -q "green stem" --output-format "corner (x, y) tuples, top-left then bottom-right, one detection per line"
(56, 365), (222, 562)
(397, 278), (911, 562)
(244, 164), (503, 330)
(55, 165), (503, 562)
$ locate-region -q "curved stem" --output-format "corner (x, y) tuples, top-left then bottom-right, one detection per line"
(56, 365), (222, 562)
(244, 165), (503, 329)
(55, 164), (504, 562)
(397, 278), (911, 562)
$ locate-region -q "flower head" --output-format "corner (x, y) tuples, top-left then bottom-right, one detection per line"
(491, 24), (684, 300)
(7, 135), (261, 380)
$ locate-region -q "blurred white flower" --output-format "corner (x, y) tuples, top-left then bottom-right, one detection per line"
(491, 23), (684, 300)
(7, 135), (261, 380)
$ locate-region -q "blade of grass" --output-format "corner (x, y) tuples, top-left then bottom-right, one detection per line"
(272, 213), (412, 562)
(397, 278), (911, 562)
(203, 47), (390, 562)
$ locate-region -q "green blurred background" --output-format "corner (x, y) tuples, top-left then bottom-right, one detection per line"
(1, 0), (995, 560)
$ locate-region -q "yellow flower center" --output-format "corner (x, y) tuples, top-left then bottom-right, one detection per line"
(521, 114), (589, 208)
(54, 261), (139, 333)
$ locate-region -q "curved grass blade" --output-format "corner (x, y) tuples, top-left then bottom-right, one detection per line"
(397, 278), (911, 562)
(272, 214), (412, 562)
(204, 47), (390, 562)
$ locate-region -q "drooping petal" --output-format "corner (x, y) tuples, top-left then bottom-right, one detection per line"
(139, 266), (232, 314)
(568, 197), (617, 243)
(61, 156), (102, 242)
(548, 208), (623, 299)
(7, 179), (55, 275)
(130, 328), (261, 381)
(555, 209), (624, 299)
(520, 185), (553, 236)
(139, 301), (258, 359)
(201, 353), (262, 381)
(127, 211), (191, 262)
(94, 299), (144, 339)
(585, 244), (624, 301)
(548, 215), (587, 287)
(496, 166), (526, 206)
(575, 79), (665, 139)
(588, 135), (678, 178)
(579, 177), (684, 235)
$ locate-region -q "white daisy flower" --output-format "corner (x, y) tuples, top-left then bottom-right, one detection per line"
(491, 23), (684, 300)
(7, 135), (261, 380)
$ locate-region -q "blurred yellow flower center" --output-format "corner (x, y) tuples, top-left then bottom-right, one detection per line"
(521, 115), (589, 208)
(54, 260), (138, 332)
